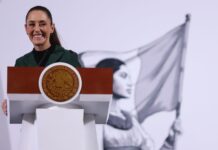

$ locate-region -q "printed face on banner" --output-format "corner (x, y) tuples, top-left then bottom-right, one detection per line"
(113, 65), (133, 98)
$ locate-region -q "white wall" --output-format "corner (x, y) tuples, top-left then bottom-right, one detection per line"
(0, 0), (218, 150)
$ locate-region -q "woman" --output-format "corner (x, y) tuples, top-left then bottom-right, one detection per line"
(96, 58), (154, 150)
(1, 5), (81, 114)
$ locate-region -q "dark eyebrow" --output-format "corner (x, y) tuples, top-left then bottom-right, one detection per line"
(39, 20), (46, 23)
(27, 20), (35, 23)
(27, 20), (47, 23)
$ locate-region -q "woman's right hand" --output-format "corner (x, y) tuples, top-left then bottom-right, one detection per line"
(1, 99), (7, 116)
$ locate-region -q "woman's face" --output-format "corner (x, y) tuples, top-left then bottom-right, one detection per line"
(113, 65), (133, 98)
(25, 10), (54, 50)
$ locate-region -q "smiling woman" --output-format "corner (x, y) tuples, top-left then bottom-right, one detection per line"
(1, 5), (82, 150)
(24, 6), (60, 51)
(25, 9), (55, 51)
(14, 6), (81, 67)
(1, 5), (81, 115)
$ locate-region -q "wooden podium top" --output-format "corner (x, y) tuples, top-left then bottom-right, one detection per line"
(8, 67), (113, 94)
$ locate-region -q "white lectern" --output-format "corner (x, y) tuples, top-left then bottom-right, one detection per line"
(7, 63), (112, 150)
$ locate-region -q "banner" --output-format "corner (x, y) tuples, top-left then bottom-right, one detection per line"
(79, 16), (190, 150)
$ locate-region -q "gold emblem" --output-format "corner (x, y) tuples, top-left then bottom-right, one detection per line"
(41, 65), (79, 103)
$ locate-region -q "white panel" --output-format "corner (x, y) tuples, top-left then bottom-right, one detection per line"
(36, 109), (85, 150)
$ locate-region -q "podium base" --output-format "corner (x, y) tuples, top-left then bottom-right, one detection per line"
(18, 108), (99, 150)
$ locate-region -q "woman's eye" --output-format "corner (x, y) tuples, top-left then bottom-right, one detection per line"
(120, 72), (127, 78)
(28, 23), (35, 27)
(39, 23), (46, 27)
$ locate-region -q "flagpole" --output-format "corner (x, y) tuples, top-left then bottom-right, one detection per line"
(173, 14), (191, 150)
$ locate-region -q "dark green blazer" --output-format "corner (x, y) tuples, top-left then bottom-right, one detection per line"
(15, 45), (81, 67)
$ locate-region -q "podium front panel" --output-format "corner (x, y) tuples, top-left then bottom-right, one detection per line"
(8, 67), (113, 124)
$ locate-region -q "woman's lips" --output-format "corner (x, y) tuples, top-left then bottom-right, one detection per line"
(33, 34), (43, 38)
(126, 88), (132, 94)
(33, 35), (42, 37)
(32, 34), (45, 41)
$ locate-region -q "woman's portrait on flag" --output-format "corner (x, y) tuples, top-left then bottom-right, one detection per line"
(79, 16), (189, 150)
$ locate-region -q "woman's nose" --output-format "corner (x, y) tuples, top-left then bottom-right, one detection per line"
(127, 77), (133, 87)
(127, 83), (132, 87)
(34, 24), (40, 31)
(127, 81), (133, 87)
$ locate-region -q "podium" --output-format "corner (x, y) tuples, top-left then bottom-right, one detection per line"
(7, 63), (112, 150)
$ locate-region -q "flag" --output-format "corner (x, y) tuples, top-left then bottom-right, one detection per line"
(132, 18), (190, 123)
(159, 117), (182, 150)
(79, 16), (190, 123)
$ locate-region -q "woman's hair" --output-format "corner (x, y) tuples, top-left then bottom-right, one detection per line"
(96, 58), (125, 74)
(25, 6), (61, 46)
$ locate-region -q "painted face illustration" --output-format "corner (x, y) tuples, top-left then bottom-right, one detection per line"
(113, 65), (133, 98)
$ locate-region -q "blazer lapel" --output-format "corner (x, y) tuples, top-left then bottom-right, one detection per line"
(46, 45), (65, 66)
(26, 52), (38, 66)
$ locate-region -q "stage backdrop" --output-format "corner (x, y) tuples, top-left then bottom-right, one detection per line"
(0, 1), (218, 150)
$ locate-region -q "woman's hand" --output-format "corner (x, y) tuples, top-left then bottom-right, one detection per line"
(172, 118), (182, 134)
(1, 99), (7, 115)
